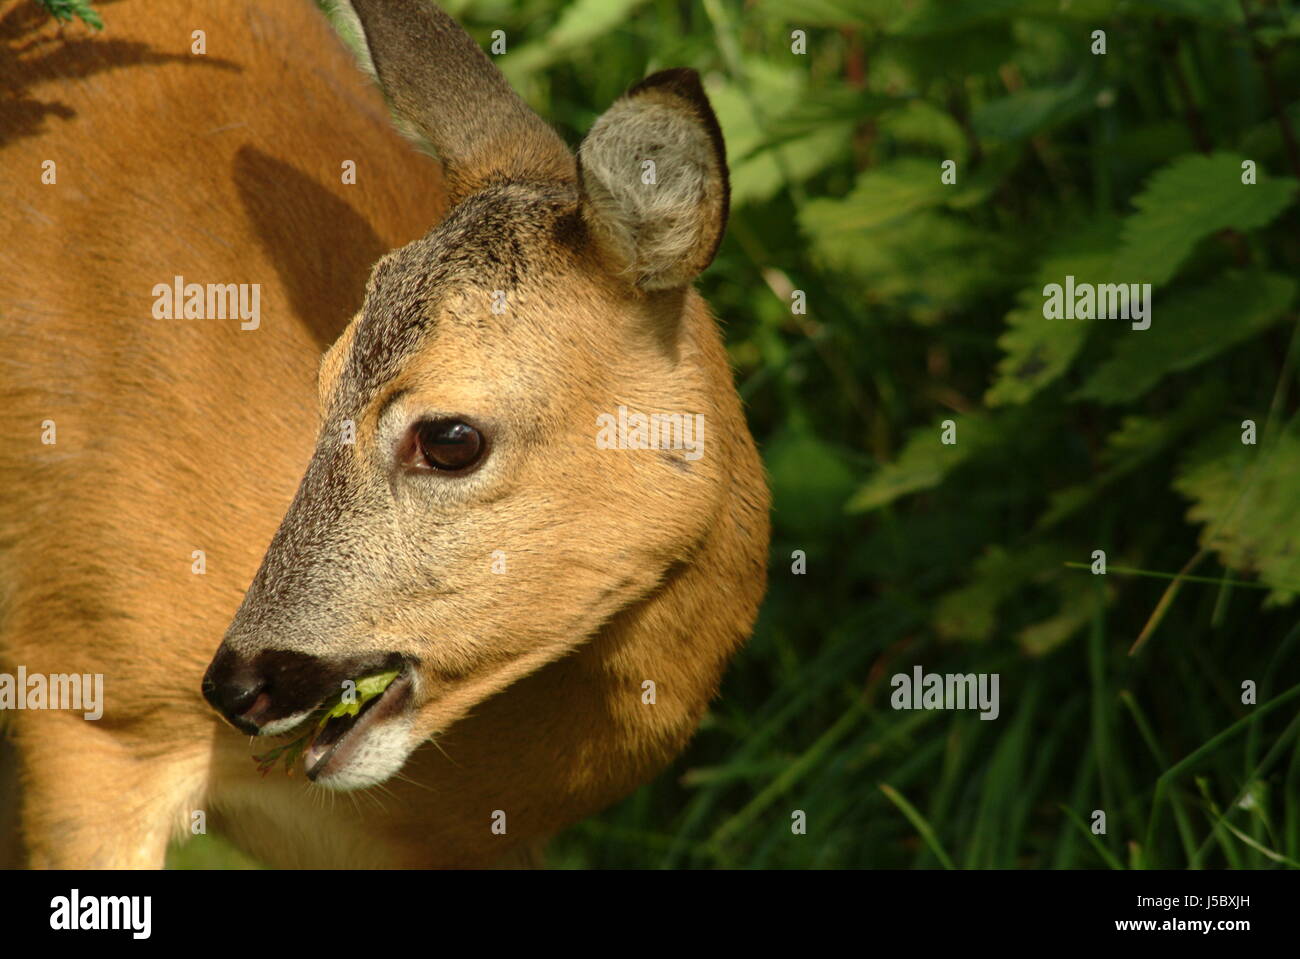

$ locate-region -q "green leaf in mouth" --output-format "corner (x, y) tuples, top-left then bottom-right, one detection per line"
(316, 669), (401, 725)
(253, 669), (402, 776)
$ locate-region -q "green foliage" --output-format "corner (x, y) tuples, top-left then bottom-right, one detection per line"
(802, 158), (951, 234)
(934, 543), (1065, 643)
(323, 670), (401, 721)
(972, 73), (1096, 142)
(986, 239), (1116, 405)
(706, 60), (859, 206)
(848, 414), (999, 511)
(498, 0), (652, 79)
(1117, 152), (1296, 286)
(1128, 0), (1242, 23)
(514, 0), (1300, 871)
(1175, 425), (1300, 602)
(1076, 271), (1297, 403)
(766, 427), (858, 535)
(32, 0), (101, 29)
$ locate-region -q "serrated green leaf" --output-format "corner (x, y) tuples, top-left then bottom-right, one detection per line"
(737, 88), (905, 163)
(848, 414), (997, 513)
(1075, 271), (1297, 404)
(985, 231), (1119, 407)
(1240, 102), (1300, 165)
(1117, 153), (1298, 286)
(800, 158), (950, 237)
(876, 99), (971, 163)
(1174, 426), (1300, 603)
(807, 209), (1009, 319)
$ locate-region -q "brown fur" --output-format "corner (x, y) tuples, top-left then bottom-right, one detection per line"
(0, 0), (769, 867)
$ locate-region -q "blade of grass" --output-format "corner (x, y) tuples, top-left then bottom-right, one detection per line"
(1190, 707), (1300, 868)
(1118, 690), (1198, 866)
(1145, 679), (1300, 862)
(1063, 561), (1274, 590)
(1129, 548), (1208, 655)
(1195, 777), (1244, 869)
(879, 783), (955, 869)
(1059, 804), (1125, 869)
(706, 694), (868, 851)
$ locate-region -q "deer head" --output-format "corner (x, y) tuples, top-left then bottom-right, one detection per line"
(201, 0), (769, 797)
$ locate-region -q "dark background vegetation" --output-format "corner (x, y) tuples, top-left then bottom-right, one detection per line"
(504, 0), (1300, 870)
(45, 0), (1298, 867)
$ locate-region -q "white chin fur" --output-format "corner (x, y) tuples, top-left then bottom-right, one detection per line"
(313, 716), (416, 791)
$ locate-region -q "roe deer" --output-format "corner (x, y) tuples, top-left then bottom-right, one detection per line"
(0, 0), (769, 867)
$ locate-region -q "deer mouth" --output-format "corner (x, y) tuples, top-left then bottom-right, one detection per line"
(252, 662), (416, 783)
(303, 667), (414, 781)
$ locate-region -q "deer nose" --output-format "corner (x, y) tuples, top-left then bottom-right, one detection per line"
(201, 645), (271, 734)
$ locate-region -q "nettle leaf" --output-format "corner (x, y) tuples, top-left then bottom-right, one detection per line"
(873, 99), (968, 163)
(1174, 426), (1300, 603)
(808, 210), (1007, 318)
(736, 88), (902, 163)
(800, 158), (949, 237)
(802, 152), (1021, 300)
(708, 62), (855, 207)
(1075, 271), (1297, 404)
(934, 543), (1064, 642)
(972, 73), (1096, 142)
(1117, 152), (1298, 287)
(847, 414), (998, 513)
(985, 236), (1118, 407)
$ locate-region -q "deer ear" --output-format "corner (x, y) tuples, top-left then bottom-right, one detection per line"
(346, 0), (573, 202)
(577, 68), (729, 291)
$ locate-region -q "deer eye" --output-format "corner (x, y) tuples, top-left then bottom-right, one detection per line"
(406, 419), (485, 473)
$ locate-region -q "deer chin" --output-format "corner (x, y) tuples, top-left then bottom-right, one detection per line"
(303, 670), (417, 790)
